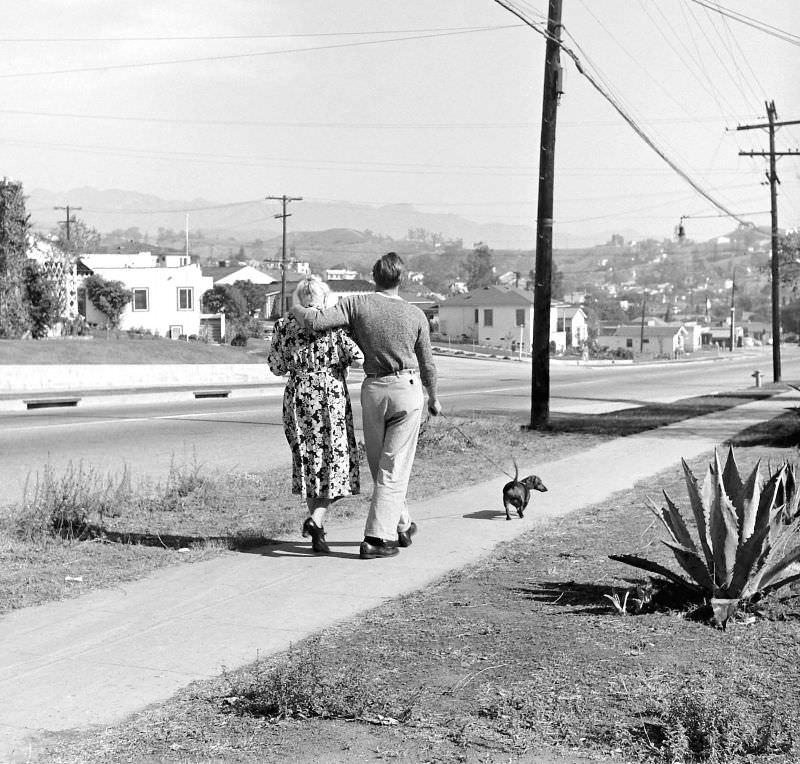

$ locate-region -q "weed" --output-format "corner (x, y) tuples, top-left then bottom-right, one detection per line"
(15, 461), (134, 541)
(653, 683), (795, 762)
(222, 638), (401, 721)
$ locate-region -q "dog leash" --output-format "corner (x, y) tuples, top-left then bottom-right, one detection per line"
(430, 411), (515, 479)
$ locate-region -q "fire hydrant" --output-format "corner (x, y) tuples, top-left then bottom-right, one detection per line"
(752, 370), (763, 387)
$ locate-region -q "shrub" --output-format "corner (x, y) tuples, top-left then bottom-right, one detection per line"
(610, 446), (800, 627)
(222, 639), (389, 721)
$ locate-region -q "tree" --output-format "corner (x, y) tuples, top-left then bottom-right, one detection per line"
(465, 242), (494, 289)
(0, 179), (31, 337)
(232, 280), (269, 317)
(201, 284), (247, 320)
(777, 230), (800, 295)
(23, 261), (63, 338)
(52, 216), (101, 255)
(84, 274), (132, 328)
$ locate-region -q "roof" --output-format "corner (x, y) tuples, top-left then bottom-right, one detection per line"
(327, 279), (373, 293)
(202, 265), (243, 280)
(440, 285), (535, 307)
(555, 305), (586, 319)
(614, 324), (687, 338)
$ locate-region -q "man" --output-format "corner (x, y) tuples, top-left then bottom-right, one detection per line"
(291, 252), (441, 559)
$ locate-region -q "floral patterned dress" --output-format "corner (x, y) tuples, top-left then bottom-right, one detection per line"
(267, 314), (361, 500)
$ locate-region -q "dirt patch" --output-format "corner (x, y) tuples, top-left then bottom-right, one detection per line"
(39, 441), (800, 764)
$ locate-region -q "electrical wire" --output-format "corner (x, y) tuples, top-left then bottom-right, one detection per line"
(493, 0), (760, 229)
(0, 25), (520, 79)
(687, 0), (800, 47)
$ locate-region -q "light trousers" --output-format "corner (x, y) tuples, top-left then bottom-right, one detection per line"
(360, 372), (424, 542)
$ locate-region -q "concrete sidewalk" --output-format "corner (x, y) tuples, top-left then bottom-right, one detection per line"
(1, 389), (797, 762)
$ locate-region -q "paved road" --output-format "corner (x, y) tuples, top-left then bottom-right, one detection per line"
(0, 348), (796, 510)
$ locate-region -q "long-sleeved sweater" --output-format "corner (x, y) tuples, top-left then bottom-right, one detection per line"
(300, 292), (438, 394)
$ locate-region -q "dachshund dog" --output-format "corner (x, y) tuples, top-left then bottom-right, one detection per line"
(502, 460), (548, 520)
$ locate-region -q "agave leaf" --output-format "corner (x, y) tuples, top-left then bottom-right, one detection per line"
(784, 464), (800, 521)
(729, 522), (772, 598)
(721, 446), (745, 522)
(681, 458), (715, 572)
(662, 541), (714, 593)
(739, 459), (762, 542)
(708, 451), (740, 589)
(754, 467), (785, 539)
(742, 518), (800, 598)
(747, 549), (800, 598)
(608, 554), (703, 594)
(648, 493), (696, 551)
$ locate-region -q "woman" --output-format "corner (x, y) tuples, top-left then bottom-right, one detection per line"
(267, 275), (362, 554)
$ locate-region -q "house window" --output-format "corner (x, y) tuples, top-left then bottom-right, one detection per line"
(132, 288), (149, 311)
(557, 317), (566, 332)
(177, 287), (194, 310)
(626, 338), (633, 348)
(77, 287), (87, 317)
(474, 309), (479, 324)
(484, 309), (493, 327)
(515, 309), (525, 327)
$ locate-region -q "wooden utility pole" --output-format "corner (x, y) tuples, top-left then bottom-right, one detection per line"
(529, 0), (563, 428)
(737, 102), (800, 382)
(53, 204), (82, 241)
(729, 267), (735, 352)
(266, 195), (302, 316)
(639, 292), (647, 353)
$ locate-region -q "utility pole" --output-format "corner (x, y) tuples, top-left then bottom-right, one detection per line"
(266, 195), (302, 316)
(737, 102), (800, 382)
(53, 204), (82, 242)
(639, 292), (647, 354)
(529, 0), (563, 429)
(729, 267), (735, 352)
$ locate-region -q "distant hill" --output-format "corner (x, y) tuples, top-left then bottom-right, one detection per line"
(26, 187), (539, 250)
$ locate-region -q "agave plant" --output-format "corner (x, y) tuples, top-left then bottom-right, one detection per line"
(610, 446), (800, 627)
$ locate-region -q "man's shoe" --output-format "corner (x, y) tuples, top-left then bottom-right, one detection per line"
(302, 517), (330, 554)
(359, 537), (400, 559)
(397, 521), (417, 548)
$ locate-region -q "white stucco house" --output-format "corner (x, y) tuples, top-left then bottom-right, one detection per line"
(78, 252), (213, 338)
(603, 324), (689, 357)
(202, 264), (276, 286)
(437, 285), (587, 353)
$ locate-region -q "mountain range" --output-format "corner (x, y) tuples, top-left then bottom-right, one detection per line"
(26, 186), (644, 251)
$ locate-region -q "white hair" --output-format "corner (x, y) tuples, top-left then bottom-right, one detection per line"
(293, 275), (332, 308)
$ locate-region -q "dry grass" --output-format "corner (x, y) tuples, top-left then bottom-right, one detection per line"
(0, 335), (266, 364)
(40, 433), (800, 764)
(0, 413), (604, 615)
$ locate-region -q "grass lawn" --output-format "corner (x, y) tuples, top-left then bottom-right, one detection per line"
(0, 335), (268, 364)
(4, 391), (799, 763)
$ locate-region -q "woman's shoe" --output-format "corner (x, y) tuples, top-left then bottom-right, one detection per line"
(302, 517), (330, 554)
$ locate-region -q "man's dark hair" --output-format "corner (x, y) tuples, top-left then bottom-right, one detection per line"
(372, 252), (404, 290)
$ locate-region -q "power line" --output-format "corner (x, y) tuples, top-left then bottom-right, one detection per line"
(498, 0), (759, 229)
(687, 0), (800, 47)
(0, 25), (522, 43)
(0, 25), (520, 79)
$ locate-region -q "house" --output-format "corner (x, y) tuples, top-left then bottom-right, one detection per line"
(78, 253), (213, 338)
(603, 324), (689, 357)
(438, 286), (588, 353)
(325, 268), (359, 281)
(262, 258), (310, 275)
(201, 264), (276, 286)
(554, 305), (588, 349)
(327, 279), (374, 302)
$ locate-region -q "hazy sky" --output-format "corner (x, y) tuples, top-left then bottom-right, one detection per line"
(3, 0), (798, 246)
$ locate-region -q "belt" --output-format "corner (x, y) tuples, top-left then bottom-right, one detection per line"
(364, 368), (418, 379)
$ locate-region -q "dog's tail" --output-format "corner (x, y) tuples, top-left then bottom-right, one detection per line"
(512, 457), (519, 482)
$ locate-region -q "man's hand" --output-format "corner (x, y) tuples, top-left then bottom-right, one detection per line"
(290, 304), (308, 323)
(427, 397), (442, 416)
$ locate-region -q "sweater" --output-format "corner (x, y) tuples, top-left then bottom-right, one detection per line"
(302, 292), (437, 394)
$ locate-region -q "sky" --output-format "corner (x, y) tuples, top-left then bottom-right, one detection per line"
(2, 0), (799, 248)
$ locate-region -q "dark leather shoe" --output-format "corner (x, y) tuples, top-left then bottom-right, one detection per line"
(397, 521), (417, 548)
(302, 517), (330, 554)
(359, 537), (399, 559)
